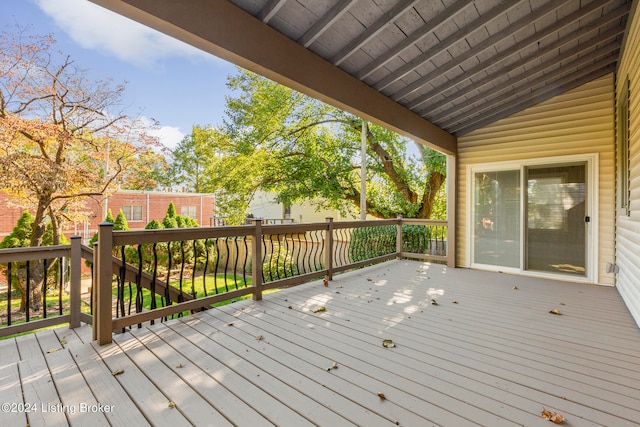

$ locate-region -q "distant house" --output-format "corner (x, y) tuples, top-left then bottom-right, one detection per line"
(247, 191), (364, 224)
(0, 190), (215, 243)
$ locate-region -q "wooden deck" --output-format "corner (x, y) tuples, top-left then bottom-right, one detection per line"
(1, 260), (639, 426)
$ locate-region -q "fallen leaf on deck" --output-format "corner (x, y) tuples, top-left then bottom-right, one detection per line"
(541, 408), (565, 423)
(312, 306), (326, 313)
(367, 278), (372, 281)
(512, 286), (518, 290)
(323, 278), (329, 287)
(59, 337), (67, 347)
(382, 339), (396, 348)
(337, 285), (343, 288)
(430, 299), (438, 306)
(168, 401), (176, 409)
(256, 335), (264, 341)
(227, 322), (234, 326)
(111, 369), (124, 376)
(176, 364), (185, 369)
(327, 361), (339, 371)
(452, 300), (459, 304)
(377, 392), (386, 400)
(46, 348), (60, 354)
(549, 309), (562, 315)
(288, 305), (293, 309)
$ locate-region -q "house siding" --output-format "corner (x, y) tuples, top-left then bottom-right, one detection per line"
(615, 3), (640, 326)
(457, 74), (616, 286)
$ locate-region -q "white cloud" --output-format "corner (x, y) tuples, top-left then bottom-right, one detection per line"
(149, 125), (184, 150)
(35, 0), (216, 68)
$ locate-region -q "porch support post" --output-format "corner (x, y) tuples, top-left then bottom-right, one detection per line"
(325, 217), (334, 280)
(446, 154), (457, 268)
(96, 222), (114, 345)
(396, 215), (403, 258)
(252, 219), (263, 301)
(69, 236), (82, 329)
(92, 242), (98, 341)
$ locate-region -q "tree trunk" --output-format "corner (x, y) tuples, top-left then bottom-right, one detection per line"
(417, 171), (446, 219)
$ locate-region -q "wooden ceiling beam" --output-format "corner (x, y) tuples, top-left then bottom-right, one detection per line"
(414, 5), (628, 116)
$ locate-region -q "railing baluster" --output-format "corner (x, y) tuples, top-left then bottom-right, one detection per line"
(43, 258), (48, 319)
(7, 262), (12, 326)
(25, 260), (30, 323)
(202, 239), (209, 297)
(213, 237), (220, 294)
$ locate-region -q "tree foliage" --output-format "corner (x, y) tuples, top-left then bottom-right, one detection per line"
(0, 26), (160, 247)
(171, 70), (446, 224)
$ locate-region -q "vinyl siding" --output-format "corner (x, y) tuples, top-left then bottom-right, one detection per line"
(457, 74), (616, 286)
(615, 4), (640, 326)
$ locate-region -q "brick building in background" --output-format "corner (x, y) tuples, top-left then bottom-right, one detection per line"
(0, 190), (216, 244)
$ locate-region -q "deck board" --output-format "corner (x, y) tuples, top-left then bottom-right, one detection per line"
(1, 260), (639, 427)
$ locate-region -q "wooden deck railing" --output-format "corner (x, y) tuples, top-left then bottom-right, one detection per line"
(0, 218), (449, 342)
(0, 237), (92, 338)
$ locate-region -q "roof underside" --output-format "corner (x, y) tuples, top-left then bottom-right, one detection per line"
(233, 0), (630, 136)
(89, 0), (631, 153)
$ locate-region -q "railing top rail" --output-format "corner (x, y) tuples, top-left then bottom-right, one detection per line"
(332, 219), (399, 229)
(261, 222), (328, 234)
(108, 218), (450, 247)
(111, 225), (254, 246)
(401, 218), (448, 226)
(0, 244), (71, 263)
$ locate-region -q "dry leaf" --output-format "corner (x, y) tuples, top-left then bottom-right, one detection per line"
(46, 348), (60, 354)
(512, 286), (518, 290)
(256, 335), (264, 341)
(541, 408), (565, 424)
(377, 392), (386, 400)
(382, 339), (396, 348)
(111, 369), (124, 376)
(288, 305), (293, 309)
(549, 309), (562, 315)
(430, 299), (438, 306)
(168, 401), (176, 409)
(227, 322), (234, 326)
(59, 337), (67, 347)
(323, 278), (329, 287)
(327, 361), (339, 371)
(176, 363), (185, 369)
(312, 306), (326, 313)
(452, 300), (459, 304)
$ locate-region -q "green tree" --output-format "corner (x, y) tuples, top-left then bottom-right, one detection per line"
(0, 26), (159, 247)
(170, 126), (217, 192)
(171, 70), (446, 224)
(114, 209), (130, 231)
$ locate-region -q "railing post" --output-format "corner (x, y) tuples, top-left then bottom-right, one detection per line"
(95, 222), (114, 345)
(325, 217), (334, 280)
(396, 215), (403, 259)
(446, 154), (457, 268)
(252, 219), (263, 301)
(69, 236), (82, 329)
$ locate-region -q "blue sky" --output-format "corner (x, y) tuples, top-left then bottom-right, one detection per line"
(1, 0), (238, 149)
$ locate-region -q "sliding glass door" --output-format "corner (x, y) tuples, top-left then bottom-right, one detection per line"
(471, 159), (590, 279)
(525, 163), (586, 276)
(473, 170), (520, 268)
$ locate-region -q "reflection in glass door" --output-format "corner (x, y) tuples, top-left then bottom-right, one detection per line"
(473, 170), (520, 268)
(525, 163), (586, 276)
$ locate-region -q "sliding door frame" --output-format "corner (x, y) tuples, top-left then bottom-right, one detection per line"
(466, 154), (598, 283)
